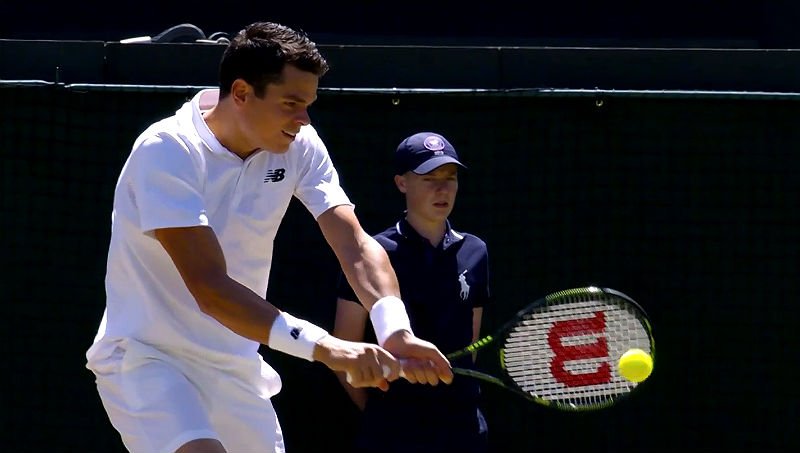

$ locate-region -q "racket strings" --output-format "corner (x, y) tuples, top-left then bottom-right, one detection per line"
(502, 295), (652, 409)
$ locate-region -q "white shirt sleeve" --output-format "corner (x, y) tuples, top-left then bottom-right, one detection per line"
(293, 127), (353, 219)
(127, 134), (208, 233)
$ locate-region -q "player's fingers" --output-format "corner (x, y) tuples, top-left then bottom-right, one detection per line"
(346, 353), (387, 388)
(345, 368), (371, 387)
(363, 360), (385, 387)
(408, 364), (439, 386)
(422, 361), (444, 386)
(416, 348), (453, 385)
(379, 362), (401, 383)
(392, 359), (419, 384)
(365, 350), (401, 390)
(394, 359), (437, 385)
(376, 378), (390, 392)
(434, 361), (453, 385)
(348, 367), (386, 388)
(375, 349), (403, 382)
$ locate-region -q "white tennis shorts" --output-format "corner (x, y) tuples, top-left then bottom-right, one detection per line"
(88, 340), (285, 453)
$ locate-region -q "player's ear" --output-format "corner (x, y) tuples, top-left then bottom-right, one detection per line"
(394, 174), (407, 193)
(230, 79), (251, 106)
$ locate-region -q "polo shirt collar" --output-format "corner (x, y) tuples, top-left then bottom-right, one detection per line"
(181, 88), (235, 158)
(394, 215), (464, 250)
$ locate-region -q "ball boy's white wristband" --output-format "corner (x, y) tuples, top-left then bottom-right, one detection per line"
(268, 312), (329, 362)
(369, 296), (413, 347)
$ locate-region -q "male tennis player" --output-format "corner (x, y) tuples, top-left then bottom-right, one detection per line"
(85, 22), (452, 453)
(333, 132), (490, 453)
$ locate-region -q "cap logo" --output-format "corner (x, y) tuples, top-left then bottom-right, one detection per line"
(423, 135), (445, 151)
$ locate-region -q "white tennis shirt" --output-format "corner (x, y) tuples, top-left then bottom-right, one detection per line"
(86, 89), (352, 396)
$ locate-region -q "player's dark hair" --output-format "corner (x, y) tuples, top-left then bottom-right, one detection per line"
(218, 21), (329, 98)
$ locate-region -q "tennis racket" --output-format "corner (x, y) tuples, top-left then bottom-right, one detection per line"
(442, 285), (655, 411)
(352, 286), (655, 411)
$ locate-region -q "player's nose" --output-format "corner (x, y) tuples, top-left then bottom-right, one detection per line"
(294, 109), (311, 126)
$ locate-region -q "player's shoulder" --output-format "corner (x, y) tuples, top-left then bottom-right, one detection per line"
(133, 115), (183, 149)
(127, 114), (204, 171)
(282, 125), (330, 164)
(293, 124), (325, 149)
(296, 123), (321, 139)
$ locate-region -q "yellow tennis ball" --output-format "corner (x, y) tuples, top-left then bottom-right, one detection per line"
(618, 348), (653, 383)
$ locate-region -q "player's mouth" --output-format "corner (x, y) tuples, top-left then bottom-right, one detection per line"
(282, 130), (297, 140)
(433, 201), (449, 208)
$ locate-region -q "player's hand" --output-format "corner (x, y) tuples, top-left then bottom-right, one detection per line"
(313, 335), (402, 391)
(382, 330), (453, 385)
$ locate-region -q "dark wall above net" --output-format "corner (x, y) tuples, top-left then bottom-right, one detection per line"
(3, 2), (800, 49)
(3, 40), (800, 93)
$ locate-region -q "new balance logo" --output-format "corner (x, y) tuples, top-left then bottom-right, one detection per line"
(264, 168), (286, 183)
(290, 327), (301, 339)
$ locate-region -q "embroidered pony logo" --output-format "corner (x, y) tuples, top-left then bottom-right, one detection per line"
(458, 270), (470, 301)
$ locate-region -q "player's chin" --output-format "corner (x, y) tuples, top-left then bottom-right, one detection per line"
(430, 204), (453, 218)
(262, 131), (294, 152)
(265, 138), (292, 153)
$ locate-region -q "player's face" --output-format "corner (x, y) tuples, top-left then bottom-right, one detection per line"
(237, 64), (319, 153)
(397, 164), (459, 223)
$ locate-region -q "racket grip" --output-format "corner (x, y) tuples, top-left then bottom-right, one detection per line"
(345, 364), (406, 384)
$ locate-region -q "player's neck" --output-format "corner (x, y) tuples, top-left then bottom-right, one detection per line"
(404, 212), (447, 247)
(203, 104), (258, 160)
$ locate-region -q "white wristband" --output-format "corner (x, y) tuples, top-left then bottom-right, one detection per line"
(369, 296), (413, 347)
(268, 312), (329, 362)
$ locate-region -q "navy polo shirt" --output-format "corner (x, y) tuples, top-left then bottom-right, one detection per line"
(337, 217), (491, 452)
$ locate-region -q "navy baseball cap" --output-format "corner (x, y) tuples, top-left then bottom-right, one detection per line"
(395, 132), (466, 175)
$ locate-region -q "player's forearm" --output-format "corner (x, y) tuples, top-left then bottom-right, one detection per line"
(340, 242), (414, 346)
(190, 274), (280, 344)
(318, 207), (411, 345)
(340, 236), (401, 311)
